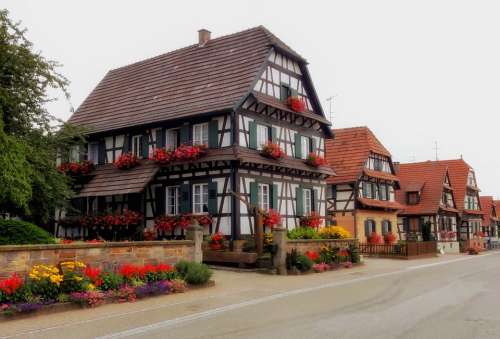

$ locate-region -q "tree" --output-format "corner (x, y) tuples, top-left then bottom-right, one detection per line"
(0, 9), (86, 226)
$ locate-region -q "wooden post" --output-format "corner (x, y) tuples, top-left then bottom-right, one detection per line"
(255, 208), (264, 256)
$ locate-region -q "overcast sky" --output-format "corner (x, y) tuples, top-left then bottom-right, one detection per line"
(4, 0), (500, 196)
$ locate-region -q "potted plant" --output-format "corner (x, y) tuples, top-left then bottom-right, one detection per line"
(209, 232), (226, 251)
(172, 144), (207, 162)
(260, 142), (285, 160)
(114, 153), (140, 169)
(368, 232), (383, 245)
(384, 232), (397, 244)
(305, 153), (327, 167)
(150, 148), (172, 165)
(287, 96), (306, 112)
(263, 209), (281, 228)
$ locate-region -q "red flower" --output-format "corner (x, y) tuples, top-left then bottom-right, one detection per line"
(384, 232), (397, 244)
(57, 161), (95, 176)
(368, 232), (383, 245)
(261, 142), (285, 160)
(62, 239), (74, 244)
(339, 249), (349, 257)
(150, 148), (173, 165)
(119, 264), (139, 279)
(139, 264), (157, 277)
(154, 215), (176, 232)
(84, 266), (102, 286)
(175, 215), (191, 230)
(172, 144), (207, 162)
(263, 209), (281, 228)
(209, 232), (225, 250)
(197, 215), (213, 226)
(114, 153), (140, 170)
(305, 153), (327, 167)
(0, 273), (23, 295)
(287, 96), (306, 112)
(156, 263), (174, 272)
(299, 212), (323, 228)
(305, 251), (320, 262)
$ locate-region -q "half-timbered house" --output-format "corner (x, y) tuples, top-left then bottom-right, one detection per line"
(394, 161), (460, 253)
(325, 127), (402, 242)
(479, 196), (500, 244)
(58, 26), (334, 239)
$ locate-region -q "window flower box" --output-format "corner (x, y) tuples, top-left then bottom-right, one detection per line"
(263, 209), (282, 228)
(305, 153), (327, 167)
(150, 148), (173, 164)
(172, 144), (207, 162)
(113, 153), (140, 169)
(384, 232), (397, 244)
(368, 232), (383, 245)
(260, 142), (285, 160)
(287, 96), (306, 112)
(57, 161), (95, 176)
(299, 211), (322, 228)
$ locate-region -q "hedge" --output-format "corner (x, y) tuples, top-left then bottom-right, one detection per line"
(0, 219), (55, 245)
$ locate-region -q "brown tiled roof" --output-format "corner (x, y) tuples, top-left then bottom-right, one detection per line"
(438, 159), (481, 214)
(395, 161), (452, 215)
(325, 127), (394, 184)
(479, 196), (497, 225)
(68, 26), (319, 134)
(77, 160), (159, 197)
(357, 198), (405, 210)
(362, 169), (399, 182)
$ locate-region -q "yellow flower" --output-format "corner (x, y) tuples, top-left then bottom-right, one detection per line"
(318, 226), (352, 239)
(87, 283), (96, 291)
(49, 274), (63, 285)
(75, 276), (83, 282)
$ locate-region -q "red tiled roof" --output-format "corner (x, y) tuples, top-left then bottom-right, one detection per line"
(362, 169), (399, 182)
(480, 196), (497, 225)
(357, 198), (405, 210)
(395, 161), (453, 215)
(438, 159), (481, 214)
(68, 26), (315, 134)
(325, 127), (394, 185)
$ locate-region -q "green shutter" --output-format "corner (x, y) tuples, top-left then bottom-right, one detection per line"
(294, 133), (302, 159)
(364, 220), (370, 237)
(180, 125), (190, 145)
(312, 189), (318, 212)
(98, 140), (106, 165)
(122, 134), (130, 153)
(156, 129), (165, 148)
(271, 184), (278, 210)
(280, 83), (289, 101)
(249, 121), (257, 149)
(155, 186), (165, 216)
(250, 181), (258, 207)
(179, 184), (191, 213)
(296, 186), (304, 217)
(271, 127), (278, 143)
(208, 120), (219, 148)
(311, 137), (317, 154)
(208, 181), (218, 214)
(141, 133), (149, 158)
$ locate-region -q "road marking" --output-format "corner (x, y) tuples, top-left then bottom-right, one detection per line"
(97, 252), (500, 338)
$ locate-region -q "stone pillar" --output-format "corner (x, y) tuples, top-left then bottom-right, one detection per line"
(272, 227), (287, 275)
(186, 225), (204, 263)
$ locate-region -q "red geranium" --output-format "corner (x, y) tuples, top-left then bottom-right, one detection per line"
(305, 251), (320, 262)
(261, 142), (286, 160)
(114, 153), (140, 169)
(368, 232), (383, 245)
(0, 273), (23, 295)
(150, 148), (173, 165)
(62, 239), (74, 244)
(175, 215), (191, 230)
(139, 264), (157, 277)
(287, 96), (306, 112)
(263, 209), (281, 228)
(209, 232), (225, 250)
(172, 144), (207, 162)
(84, 266), (102, 286)
(57, 161), (95, 176)
(119, 264), (139, 280)
(305, 153), (327, 167)
(299, 212), (323, 228)
(197, 214), (212, 226)
(156, 263), (174, 273)
(338, 248), (350, 257)
(154, 215), (176, 232)
(384, 232), (397, 244)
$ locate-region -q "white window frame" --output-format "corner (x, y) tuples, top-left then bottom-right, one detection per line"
(88, 142), (99, 164)
(192, 183), (209, 214)
(301, 136), (310, 160)
(256, 124), (269, 150)
(132, 135), (142, 157)
(166, 186), (179, 216)
(258, 183), (270, 211)
(304, 188), (312, 215)
(69, 145), (80, 163)
(166, 129), (178, 151)
(193, 123), (209, 146)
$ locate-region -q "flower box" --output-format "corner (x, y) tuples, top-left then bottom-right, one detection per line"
(260, 142), (285, 160)
(299, 212), (323, 228)
(113, 153), (140, 169)
(57, 161), (95, 176)
(287, 96), (306, 112)
(305, 153), (327, 167)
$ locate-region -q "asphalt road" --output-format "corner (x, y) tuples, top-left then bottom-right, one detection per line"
(2, 252), (500, 339)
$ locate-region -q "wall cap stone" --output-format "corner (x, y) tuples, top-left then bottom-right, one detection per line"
(0, 240), (195, 252)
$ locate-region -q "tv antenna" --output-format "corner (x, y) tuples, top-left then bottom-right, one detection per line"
(326, 95), (337, 123)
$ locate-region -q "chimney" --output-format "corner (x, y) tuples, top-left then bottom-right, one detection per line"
(198, 29), (211, 46)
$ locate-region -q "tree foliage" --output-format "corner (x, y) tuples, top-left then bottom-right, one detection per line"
(0, 9), (86, 226)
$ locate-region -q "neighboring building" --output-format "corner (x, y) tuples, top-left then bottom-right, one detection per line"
(479, 196), (500, 243)
(395, 161), (460, 253)
(60, 27), (334, 239)
(325, 127), (403, 241)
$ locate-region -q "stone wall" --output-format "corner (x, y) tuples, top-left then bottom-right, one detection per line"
(287, 239), (358, 254)
(0, 240), (195, 278)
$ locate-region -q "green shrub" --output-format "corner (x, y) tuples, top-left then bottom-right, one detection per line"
(0, 219), (55, 245)
(348, 243), (360, 264)
(287, 227), (320, 240)
(286, 249), (313, 272)
(99, 271), (124, 291)
(175, 260), (212, 285)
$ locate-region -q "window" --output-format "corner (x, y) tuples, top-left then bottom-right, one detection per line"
(364, 219), (376, 237)
(379, 184), (388, 201)
(467, 171), (476, 187)
(382, 220), (392, 235)
(256, 124), (270, 150)
(132, 135), (142, 157)
(366, 154), (391, 173)
(258, 183), (270, 211)
(407, 192), (419, 205)
(465, 195), (479, 210)
(192, 183), (208, 214)
(88, 142), (99, 164)
(166, 129), (178, 150)
(304, 189), (312, 215)
(193, 123), (208, 146)
(166, 187), (179, 215)
(69, 145), (79, 163)
(301, 136), (311, 160)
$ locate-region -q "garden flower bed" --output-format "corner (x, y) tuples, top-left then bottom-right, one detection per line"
(0, 260), (213, 319)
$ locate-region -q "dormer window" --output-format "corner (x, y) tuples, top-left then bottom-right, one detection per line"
(366, 154), (391, 173)
(407, 192), (419, 205)
(467, 171), (477, 188)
